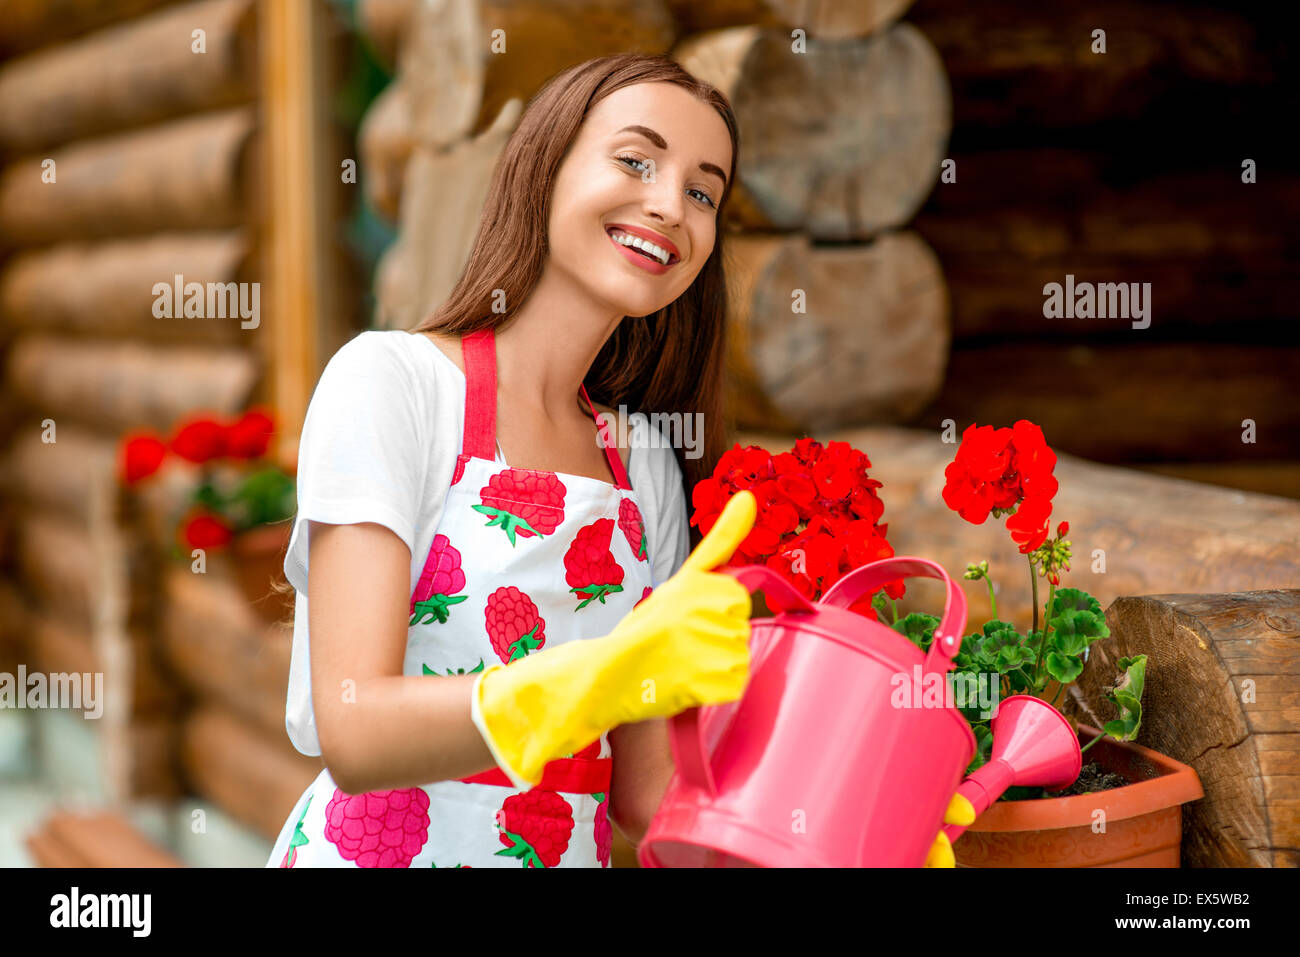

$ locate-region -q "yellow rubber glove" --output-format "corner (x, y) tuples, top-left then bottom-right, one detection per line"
(470, 490), (756, 788)
(923, 793), (976, 867)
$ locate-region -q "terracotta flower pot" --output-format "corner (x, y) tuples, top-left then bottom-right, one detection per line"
(228, 522), (294, 626)
(954, 724), (1204, 867)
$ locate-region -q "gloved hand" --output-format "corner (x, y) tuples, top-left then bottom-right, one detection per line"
(470, 490), (757, 788)
(923, 793), (976, 867)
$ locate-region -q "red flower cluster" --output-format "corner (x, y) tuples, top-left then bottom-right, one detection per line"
(119, 407), (277, 485)
(690, 438), (903, 619)
(941, 421), (1059, 553)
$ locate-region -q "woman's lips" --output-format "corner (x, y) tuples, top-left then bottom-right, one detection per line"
(606, 228), (676, 275)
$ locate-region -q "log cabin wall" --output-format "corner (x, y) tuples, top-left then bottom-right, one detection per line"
(0, 0), (350, 863)
(356, 0), (1297, 870)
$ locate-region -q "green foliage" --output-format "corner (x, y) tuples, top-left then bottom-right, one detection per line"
(1103, 655), (1146, 741)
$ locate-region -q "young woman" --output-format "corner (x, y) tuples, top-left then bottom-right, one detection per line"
(266, 53), (758, 869)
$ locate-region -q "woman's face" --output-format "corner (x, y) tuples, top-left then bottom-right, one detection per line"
(547, 81), (733, 318)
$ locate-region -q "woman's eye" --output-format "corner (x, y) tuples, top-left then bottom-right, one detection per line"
(618, 156), (717, 209)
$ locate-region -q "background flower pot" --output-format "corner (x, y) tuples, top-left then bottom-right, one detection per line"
(228, 523), (294, 626)
(954, 724), (1203, 867)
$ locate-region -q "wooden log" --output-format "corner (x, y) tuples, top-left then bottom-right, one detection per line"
(358, 80), (414, 223)
(32, 810), (183, 867)
(0, 231), (251, 344)
(1132, 463), (1300, 504)
(24, 828), (87, 869)
(0, 0), (174, 56)
(113, 717), (183, 800)
(724, 231), (949, 432)
(672, 23), (950, 238)
(400, 0), (676, 150)
(666, 0), (913, 40)
(373, 99), (523, 330)
(0, 425), (120, 525)
(734, 425), (1300, 634)
(911, 152), (1300, 339)
(13, 509), (144, 632)
(159, 563), (293, 740)
(0, 0), (256, 154)
(26, 611), (180, 719)
(1067, 591), (1300, 867)
(5, 335), (258, 434)
(357, 0), (415, 70)
(908, 0), (1276, 135)
(917, 342), (1300, 464)
(0, 107), (257, 246)
(180, 705), (323, 843)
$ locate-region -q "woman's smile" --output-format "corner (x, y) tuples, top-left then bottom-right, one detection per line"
(605, 224), (680, 275)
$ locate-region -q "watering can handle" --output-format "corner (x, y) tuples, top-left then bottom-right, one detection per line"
(818, 556), (967, 671)
(669, 565), (816, 796)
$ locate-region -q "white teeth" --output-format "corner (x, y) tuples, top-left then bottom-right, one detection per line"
(608, 229), (671, 265)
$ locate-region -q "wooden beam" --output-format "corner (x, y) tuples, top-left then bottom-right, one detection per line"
(258, 0), (333, 471)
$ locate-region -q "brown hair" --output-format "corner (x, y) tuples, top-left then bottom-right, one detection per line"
(412, 53), (740, 547)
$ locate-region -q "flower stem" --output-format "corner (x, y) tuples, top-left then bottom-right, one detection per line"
(888, 596), (899, 625)
(1079, 732), (1106, 756)
(1029, 556), (1046, 692)
(984, 576), (997, 620)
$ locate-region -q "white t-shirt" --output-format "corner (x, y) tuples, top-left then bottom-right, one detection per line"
(282, 329), (692, 757)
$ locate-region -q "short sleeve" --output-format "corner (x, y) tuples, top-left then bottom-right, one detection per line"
(628, 415), (690, 587)
(282, 332), (427, 596)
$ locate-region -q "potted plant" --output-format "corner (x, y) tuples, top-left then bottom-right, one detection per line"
(877, 420), (1203, 867)
(119, 406), (297, 624)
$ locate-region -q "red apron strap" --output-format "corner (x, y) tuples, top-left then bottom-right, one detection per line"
(460, 328), (497, 461)
(458, 755), (613, 794)
(580, 384), (632, 491)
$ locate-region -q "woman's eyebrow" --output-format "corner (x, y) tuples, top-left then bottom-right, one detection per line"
(614, 124), (727, 189)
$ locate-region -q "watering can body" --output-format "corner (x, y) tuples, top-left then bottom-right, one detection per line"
(638, 557), (978, 868)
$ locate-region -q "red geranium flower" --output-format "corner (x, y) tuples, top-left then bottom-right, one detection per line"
(1006, 494), (1053, 554)
(182, 512), (233, 550)
(171, 416), (228, 464)
(941, 424), (1021, 524)
(120, 432), (168, 485)
(225, 407), (275, 459)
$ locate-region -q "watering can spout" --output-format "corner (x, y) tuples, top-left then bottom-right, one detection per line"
(943, 695), (1083, 844)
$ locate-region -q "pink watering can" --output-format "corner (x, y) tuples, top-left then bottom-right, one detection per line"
(638, 556), (1082, 868)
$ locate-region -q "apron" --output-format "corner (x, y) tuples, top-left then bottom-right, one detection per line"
(267, 327), (656, 868)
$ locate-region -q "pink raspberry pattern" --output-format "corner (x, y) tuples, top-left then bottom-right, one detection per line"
(484, 586), (546, 662)
(278, 794), (313, 868)
(494, 790), (575, 868)
(618, 497), (649, 562)
(324, 787), (431, 867)
(564, 518), (625, 610)
(410, 533), (468, 625)
(634, 585), (653, 610)
(593, 793), (612, 868)
(472, 468), (567, 546)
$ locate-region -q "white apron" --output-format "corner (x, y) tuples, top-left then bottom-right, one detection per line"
(267, 327), (655, 868)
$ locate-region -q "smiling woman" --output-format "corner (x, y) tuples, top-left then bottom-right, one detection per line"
(268, 54), (758, 870)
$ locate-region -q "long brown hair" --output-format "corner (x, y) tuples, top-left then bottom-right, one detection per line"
(412, 53), (740, 542)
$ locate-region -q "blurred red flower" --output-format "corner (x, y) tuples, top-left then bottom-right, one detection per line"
(171, 417), (228, 464)
(120, 432), (168, 485)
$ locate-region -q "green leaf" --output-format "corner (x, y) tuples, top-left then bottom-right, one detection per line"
(1045, 651), (1084, 684)
(892, 613), (939, 651)
(1103, 654), (1147, 741)
(871, 589), (889, 617)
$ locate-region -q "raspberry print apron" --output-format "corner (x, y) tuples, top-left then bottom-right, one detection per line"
(267, 327), (656, 868)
